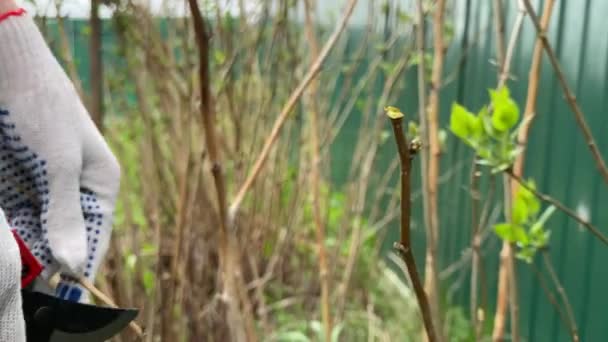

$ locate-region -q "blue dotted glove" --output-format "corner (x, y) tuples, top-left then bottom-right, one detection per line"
(0, 13), (121, 302)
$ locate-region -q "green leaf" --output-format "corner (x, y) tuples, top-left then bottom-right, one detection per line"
(408, 121), (419, 138)
(512, 180), (541, 224)
(310, 321), (323, 336)
(508, 145), (524, 159)
(380, 130), (391, 144)
(494, 223), (512, 240)
(512, 197), (529, 225)
(477, 147), (492, 161)
(125, 254), (137, 271)
(528, 206), (556, 248)
(489, 87), (520, 132)
(213, 49), (226, 65)
(450, 103), (482, 141)
(263, 240), (273, 257)
(515, 227), (530, 245)
(142, 243), (157, 256)
(331, 323), (344, 342)
(519, 181), (540, 216)
(529, 224), (551, 247)
(143, 270), (155, 295)
(516, 246), (535, 263)
(438, 129), (447, 152)
(495, 223), (528, 244)
(536, 205), (556, 227)
(491, 163), (512, 174)
(478, 106), (499, 139)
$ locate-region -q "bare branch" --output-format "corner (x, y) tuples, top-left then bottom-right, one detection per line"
(229, 0), (359, 220)
(303, 0), (332, 339)
(522, 0), (608, 184)
(387, 112), (438, 342)
(493, 1), (527, 339)
(541, 251), (580, 342)
(507, 170), (608, 246)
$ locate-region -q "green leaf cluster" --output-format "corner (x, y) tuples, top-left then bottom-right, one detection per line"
(494, 180), (554, 263)
(449, 87), (522, 172)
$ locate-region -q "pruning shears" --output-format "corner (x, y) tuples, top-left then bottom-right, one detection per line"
(13, 231), (139, 342)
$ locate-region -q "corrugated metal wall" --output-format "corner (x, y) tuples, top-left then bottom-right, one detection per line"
(51, 0), (608, 339)
(439, 0), (608, 340)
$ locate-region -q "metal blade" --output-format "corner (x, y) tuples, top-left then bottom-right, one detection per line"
(48, 311), (137, 342)
(22, 289), (138, 342)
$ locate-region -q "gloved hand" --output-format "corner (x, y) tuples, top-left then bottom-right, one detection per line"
(0, 12), (121, 302)
(0, 208), (26, 341)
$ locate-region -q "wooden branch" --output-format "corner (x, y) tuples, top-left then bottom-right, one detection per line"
(55, 0), (84, 100)
(303, 1), (332, 340)
(507, 170), (608, 246)
(498, 1), (525, 88)
(506, 2), (556, 339)
(186, 1), (257, 340)
(387, 111), (438, 342)
(493, 1), (526, 339)
(414, 0), (430, 240)
(516, 0), (556, 158)
(541, 251), (580, 342)
(469, 162), (482, 339)
(187, 0), (227, 232)
(529, 263), (575, 341)
(521, 0), (608, 185)
(424, 0), (447, 338)
(492, 0), (505, 72)
(89, 0), (104, 130)
(78, 277), (144, 338)
(229, 0), (359, 220)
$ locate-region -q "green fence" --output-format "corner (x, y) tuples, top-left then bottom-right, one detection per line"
(53, 0), (608, 339)
(441, 1), (608, 341)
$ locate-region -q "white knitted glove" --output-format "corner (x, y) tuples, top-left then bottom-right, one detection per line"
(0, 209), (25, 341)
(0, 13), (121, 302)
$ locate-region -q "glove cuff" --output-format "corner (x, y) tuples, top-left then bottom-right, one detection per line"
(0, 12), (61, 93)
(0, 8), (26, 23)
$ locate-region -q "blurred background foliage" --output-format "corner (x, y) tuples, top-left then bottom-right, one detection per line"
(25, 0), (608, 340)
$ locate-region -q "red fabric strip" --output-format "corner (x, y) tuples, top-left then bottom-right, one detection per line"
(0, 8), (26, 23)
(11, 230), (43, 289)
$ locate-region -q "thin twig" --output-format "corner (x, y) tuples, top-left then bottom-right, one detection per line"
(529, 263), (574, 341)
(187, 1), (257, 340)
(492, 0), (505, 75)
(303, 1), (332, 340)
(469, 162), (482, 339)
(517, 0), (556, 155)
(497, 1), (525, 88)
(424, 0), (447, 338)
(387, 112), (438, 342)
(507, 170), (608, 245)
(78, 277), (144, 338)
(229, 0), (359, 220)
(542, 251), (580, 342)
(493, 2), (526, 339)
(504, 175), (519, 342)
(494, 0), (558, 340)
(414, 0), (430, 261)
(521, 0), (608, 185)
(336, 48), (411, 318)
